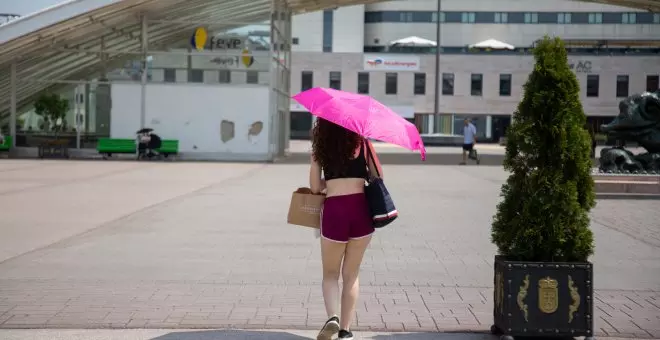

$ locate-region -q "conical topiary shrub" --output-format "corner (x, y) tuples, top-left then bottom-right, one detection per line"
(491, 36), (596, 263)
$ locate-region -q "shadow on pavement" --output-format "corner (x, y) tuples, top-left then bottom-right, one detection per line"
(150, 330), (311, 340)
(371, 333), (497, 340)
(279, 153), (505, 166)
(279, 153), (602, 167)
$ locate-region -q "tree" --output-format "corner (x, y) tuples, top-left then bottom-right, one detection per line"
(491, 36), (595, 263)
(33, 93), (69, 133)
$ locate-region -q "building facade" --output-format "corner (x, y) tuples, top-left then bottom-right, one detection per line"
(288, 0), (660, 141)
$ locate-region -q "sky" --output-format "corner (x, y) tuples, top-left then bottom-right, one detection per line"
(0, 0), (65, 15)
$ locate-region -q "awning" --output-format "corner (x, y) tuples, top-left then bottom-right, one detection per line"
(389, 36), (437, 47)
(469, 39), (515, 50)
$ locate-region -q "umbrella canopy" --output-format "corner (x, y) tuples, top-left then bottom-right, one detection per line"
(389, 36), (437, 47)
(469, 39), (515, 50)
(292, 87), (426, 160)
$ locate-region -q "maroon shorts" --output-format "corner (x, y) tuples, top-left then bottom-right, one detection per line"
(321, 193), (374, 243)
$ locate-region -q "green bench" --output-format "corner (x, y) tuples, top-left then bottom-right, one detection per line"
(97, 138), (179, 159)
(156, 140), (179, 156)
(0, 136), (12, 151)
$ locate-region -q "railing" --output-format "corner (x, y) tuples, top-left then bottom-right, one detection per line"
(364, 46), (660, 56)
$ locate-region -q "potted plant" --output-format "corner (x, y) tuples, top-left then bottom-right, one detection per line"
(34, 93), (69, 136)
(33, 93), (70, 158)
(490, 36), (596, 340)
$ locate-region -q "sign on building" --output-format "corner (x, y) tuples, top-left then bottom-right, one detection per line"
(568, 60), (593, 73)
(363, 55), (420, 72)
(189, 27), (260, 70)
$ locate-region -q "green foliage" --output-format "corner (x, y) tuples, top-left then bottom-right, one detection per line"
(491, 36), (596, 262)
(34, 93), (69, 132)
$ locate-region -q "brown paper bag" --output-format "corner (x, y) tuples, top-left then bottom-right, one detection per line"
(287, 187), (325, 229)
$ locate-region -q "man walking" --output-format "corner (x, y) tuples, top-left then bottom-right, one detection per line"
(460, 118), (480, 165)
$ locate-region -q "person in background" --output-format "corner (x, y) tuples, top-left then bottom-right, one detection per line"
(460, 118), (479, 165)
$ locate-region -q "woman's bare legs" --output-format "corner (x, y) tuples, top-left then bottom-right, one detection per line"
(339, 235), (371, 330)
(320, 238), (346, 318)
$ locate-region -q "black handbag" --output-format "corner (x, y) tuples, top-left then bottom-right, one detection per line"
(364, 141), (398, 228)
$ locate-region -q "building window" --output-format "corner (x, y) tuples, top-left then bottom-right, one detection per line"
(499, 74), (512, 96)
(524, 12), (538, 23)
(616, 75), (629, 97)
(322, 10), (333, 52)
(622, 13), (636, 24)
(442, 73), (454, 95)
(292, 37), (299, 45)
(218, 70), (231, 83)
(301, 71), (313, 91)
(329, 71), (341, 90)
(494, 12), (508, 23)
(431, 12), (445, 22)
(357, 72), (370, 94)
(588, 13), (602, 23)
(414, 73), (426, 95)
(471, 74), (483, 96)
(399, 12), (413, 22)
(461, 12), (476, 23)
(385, 73), (398, 94)
(557, 13), (572, 23)
(188, 69), (203, 83)
(647, 75), (659, 92)
(586, 75), (599, 97)
(163, 68), (176, 83)
(654, 13), (660, 24)
(246, 71), (259, 84)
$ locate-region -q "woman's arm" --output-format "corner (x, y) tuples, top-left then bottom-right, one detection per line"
(366, 140), (383, 179)
(309, 155), (325, 194)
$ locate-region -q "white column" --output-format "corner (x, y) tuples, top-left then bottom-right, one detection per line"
(486, 115), (492, 139)
(283, 8), (292, 151)
(9, 62), (17, 147)
(139, 14), (148, 129)
(267, 0), (277, 159)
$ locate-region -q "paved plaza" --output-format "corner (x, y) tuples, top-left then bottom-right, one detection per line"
(0, 158), (658, 338)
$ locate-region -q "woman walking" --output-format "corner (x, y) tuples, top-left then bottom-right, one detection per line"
(309, 118), (382, 340)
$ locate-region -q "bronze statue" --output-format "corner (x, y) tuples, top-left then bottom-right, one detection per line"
(599, 90), (660, 173)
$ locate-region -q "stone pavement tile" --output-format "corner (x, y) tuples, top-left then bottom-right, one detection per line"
(1, 163), (659, 338)
(2, 282), (659, 337)
(0, 329), (503, 340)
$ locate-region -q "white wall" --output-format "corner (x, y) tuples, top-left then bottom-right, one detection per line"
(292, 12), (324, 52)
(291, 52), (659, 116)
(333, 5), (366, 53)
(110, 83), (270, 156)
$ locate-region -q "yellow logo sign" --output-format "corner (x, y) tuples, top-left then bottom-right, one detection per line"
(190, 27), (207, 51)
(241, 48), (254, 67)
(192, 27), (255, 68)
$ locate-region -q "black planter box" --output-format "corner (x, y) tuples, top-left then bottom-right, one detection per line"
(491, 255), (594, 339)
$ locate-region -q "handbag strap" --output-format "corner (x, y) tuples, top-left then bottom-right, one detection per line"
(363, 139), (380, 178)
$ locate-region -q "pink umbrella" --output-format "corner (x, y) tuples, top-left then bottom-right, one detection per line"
(292, 87), (426, 160)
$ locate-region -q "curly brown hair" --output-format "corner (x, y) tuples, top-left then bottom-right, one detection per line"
(312, 118), (362, 176)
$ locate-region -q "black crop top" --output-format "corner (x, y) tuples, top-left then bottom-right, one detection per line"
(323, 143), (369, 181)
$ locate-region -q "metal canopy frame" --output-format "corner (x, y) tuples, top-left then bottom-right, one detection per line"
(0, 0), (657, 146)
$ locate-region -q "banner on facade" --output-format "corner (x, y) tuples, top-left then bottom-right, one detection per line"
(363, 55), (420, 72)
